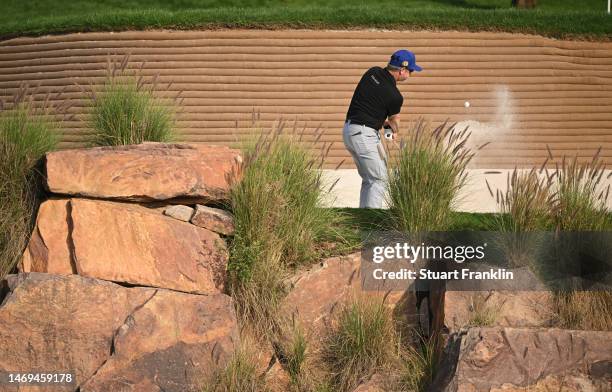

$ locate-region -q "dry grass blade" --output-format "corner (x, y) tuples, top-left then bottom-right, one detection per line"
(553, 152), (610, 231)
(485, 179), (494, 198)
(477, 141), (491, 151)
(546, 144), (554, 160)
(334, 159), (346, 170)
(539, 157), (549, 173)
(328, 177), (341, 193)
(119, 53), (130, 72)
(322, 297), (396, 392)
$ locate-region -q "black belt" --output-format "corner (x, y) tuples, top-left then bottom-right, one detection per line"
(346, 119), (378, 130)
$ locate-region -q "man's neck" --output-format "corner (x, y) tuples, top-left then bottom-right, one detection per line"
(384, 68), (399, 83)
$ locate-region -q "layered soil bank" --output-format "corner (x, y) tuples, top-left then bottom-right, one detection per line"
(1, 29), (611, 168)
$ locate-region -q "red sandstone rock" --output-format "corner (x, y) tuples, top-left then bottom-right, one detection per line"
(434, 327), (612, 392)
(265, 361), (291, 392)
(282, 253), (413, 337)
(0, 273), (239, 392)
(0, 273), (154, 390)
(281, 253), (361, 334)
(20, 198), (74, 275)
(443, 290), (552, 332)
(45, 143), (241, 203)
(80, 289), (239, 392)
(21, 198), (228, 294)
(191, 204), (235, 236)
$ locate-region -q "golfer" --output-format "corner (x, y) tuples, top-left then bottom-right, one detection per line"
(343, 49), (422, 208)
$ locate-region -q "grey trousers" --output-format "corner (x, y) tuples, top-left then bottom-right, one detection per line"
(342, 121), (388, 208)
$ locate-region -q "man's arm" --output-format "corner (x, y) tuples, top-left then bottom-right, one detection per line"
(384, 114), (400, 135)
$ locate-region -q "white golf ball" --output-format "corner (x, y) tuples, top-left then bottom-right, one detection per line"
(464, 101), (470, 108)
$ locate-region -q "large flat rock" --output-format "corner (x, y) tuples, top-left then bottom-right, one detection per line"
(443, 290), (552, 332)
(45, 143), (241, 203)
(21, 198), (228, 294)
(281, 253), (361, 333)
(0, 273), (238, 392)
(434, 327), (612, 392)
(0, 273), (154, 391)
(81, 289), (238, 392)
(281, 253), (409, 337)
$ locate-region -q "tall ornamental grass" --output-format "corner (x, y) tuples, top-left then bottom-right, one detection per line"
(487, 167), (555, 232)
(486, 168), (556, 267)
(550, 150), (612, 331)
(319, 297), (440, 392)
(85, 54), (178, 146)
(553, 149), (611, 231)
(228, 123), (348, 337)
(488, 147), (611, 232)
(387, 119), (476, 232)
(321, 297), (396, 392)
(488, 148), (612, 330)
(0, 86), (65, 279)
(551, 290), (612, 331)
(395, 334), (440, 392)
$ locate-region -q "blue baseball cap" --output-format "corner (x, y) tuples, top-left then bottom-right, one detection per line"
(389, 49), (422, 72)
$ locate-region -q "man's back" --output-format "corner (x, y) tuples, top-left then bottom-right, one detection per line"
(346, 66), (403, 131)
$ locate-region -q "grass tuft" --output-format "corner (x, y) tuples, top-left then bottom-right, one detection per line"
(553, 150), (611, 231)
(395, 335), (440, 392)
(488, 148), (611, 330)
(490, 168), (555, 232)
(489, 148), (611, 232)
(228, 122), (349, 338)
(387, 118), (473, 232)
(466, 293), (498, 327)
(203, 343), (269, 392)
(550, 290), (612, 331)
(321, 297), (396, 392)
(0, 85), (64, 279)
(85, 54), (178, 146)
(274, 322), (321, 391)
(284, 325), (308, 386)
(229, 250), (288, 341)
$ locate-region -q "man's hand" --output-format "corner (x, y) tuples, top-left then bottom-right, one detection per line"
(385, 114), (401, 135)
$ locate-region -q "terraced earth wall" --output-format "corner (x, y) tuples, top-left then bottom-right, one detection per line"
(1, 29), (611, 168)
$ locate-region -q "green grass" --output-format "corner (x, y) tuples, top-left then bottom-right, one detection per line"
(553, 151), (611, 231)
(387, 119), (474, 233)
(485, 151), (612, 331)
(322, 297), (397, 392)
(87, 55), (177, 146)
(229, 131), (347, 280)
(335, 208), (492, 234)
(203, 344), (269, 392)
(275, 323), (319, 391)
(488, 168), (555, 232)
(0, 1), (610, 40)
(228, 126), (350, 338)
(319, 297), (442, 392)
(0, 87), (61, 280)
(395, 335), (440, 392)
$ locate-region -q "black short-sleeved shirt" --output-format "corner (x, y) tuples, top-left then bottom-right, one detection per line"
(345, 66), (403, 131)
